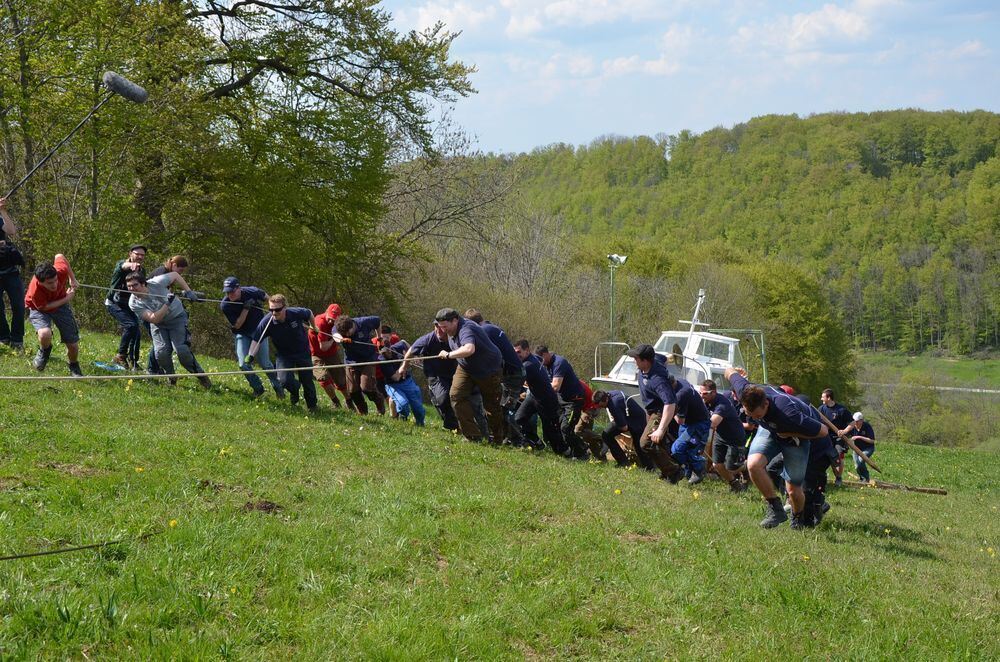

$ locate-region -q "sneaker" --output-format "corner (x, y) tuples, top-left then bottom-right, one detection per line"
(834, 477), (843, 488)
(688, 470), (705, 485)
(289, 390), (300, 405)
(729, 479), (749, 493)
(783, 502), (792, 513)
(820, 501), (831, 515)
(198, 376), (213, 390)
(273, 387), (286, 399)
(760, 500), (789, 529)
(251, 388), (266, 399)
(10, 341), (23, 353)
(789, 513), (806, 530)
(32, 347), (51, 371)
(112, 354), (129, 369)
(68, 362), (83, 377)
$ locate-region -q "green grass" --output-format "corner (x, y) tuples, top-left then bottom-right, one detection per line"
(859, 352), (1000, 388)
(1, 334), (998, 659)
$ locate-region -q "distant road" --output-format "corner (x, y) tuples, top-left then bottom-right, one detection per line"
(861, 382), (1000, 395)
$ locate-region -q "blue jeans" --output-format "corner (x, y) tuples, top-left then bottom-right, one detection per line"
(0, 270), (25, 344)
(106, 300), (141, 364)
(749, 427), (811, 486)
(854, 445), (875, 482)
(234, 334), (282, 394)
(671, 419), (710, 475)
(385, 377), (426, 426)
(277, 352), (317, 409)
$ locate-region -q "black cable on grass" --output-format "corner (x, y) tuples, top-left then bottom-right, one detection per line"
(0, 530), (162, 562)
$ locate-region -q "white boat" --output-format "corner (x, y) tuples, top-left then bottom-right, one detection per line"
(591, 289), (765, 397)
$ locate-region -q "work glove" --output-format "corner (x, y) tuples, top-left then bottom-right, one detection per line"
(331, 332), (344, 343)
(242, 299), (254, 309)
(246, 355), (255, 367)
(183, 290), (204, 302)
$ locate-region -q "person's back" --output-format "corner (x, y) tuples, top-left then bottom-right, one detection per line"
(522, 353), (557, 402)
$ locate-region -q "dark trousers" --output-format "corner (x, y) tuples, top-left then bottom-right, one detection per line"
(106, 300), (141, 364)
(600, 425), (636, 466)
(557, 397), (587, 457)
(802, 455), (831, 525)
(428, 375), (459, 430)
(514, 392), (562, 448)
(277, 352), (317, 409)
(0, 270), (25, 344)
(639, 412), (683, 481)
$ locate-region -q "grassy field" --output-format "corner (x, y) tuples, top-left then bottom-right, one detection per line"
(858, 352), (1000, 388)
(1, 334), (998, 659)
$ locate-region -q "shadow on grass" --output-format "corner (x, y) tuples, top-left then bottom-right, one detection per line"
(824, 519), (940, 561)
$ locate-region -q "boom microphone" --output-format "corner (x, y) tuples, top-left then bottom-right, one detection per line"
(102, 71), (148, 104)
(4, 71), (150, 200)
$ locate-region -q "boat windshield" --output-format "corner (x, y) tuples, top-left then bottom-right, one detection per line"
(653, 334), (688, 356)
(699, 337), (732, 362)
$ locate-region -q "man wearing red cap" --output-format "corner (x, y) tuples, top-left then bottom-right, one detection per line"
(309, 302), (348, 409)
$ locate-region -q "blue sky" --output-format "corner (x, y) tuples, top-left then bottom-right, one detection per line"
(382, 0), (1000, 154)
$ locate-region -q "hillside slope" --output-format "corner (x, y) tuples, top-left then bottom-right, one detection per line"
(0, 334), (997, 658)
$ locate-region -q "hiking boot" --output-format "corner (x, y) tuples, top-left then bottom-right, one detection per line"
(688, 470), (705, 485)
(168, 377), (178, 386)
(273, 386), (286, 399)
(251, 388), (266, 399)
(661, 469), (684, 485)
(834, 477), (843, 488)
(289, 390), (300, 405)
(10, 341), (23, 353)
(198, 376), (213, 390)
(729, 479), (749, 493)
(789, 512), (807, 530)
(32, 347), (51, 371)
(112, 354), (129, 369)
(68, 362), (83, 377)
(760, 499), (789, 529)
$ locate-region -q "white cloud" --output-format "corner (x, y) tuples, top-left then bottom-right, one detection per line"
(396, 2), (498, 34)
(500, 0), (679, 38)
(734, 2), (874, 55)
(947, 40), (988, 59)
(602, 54), (679, 77)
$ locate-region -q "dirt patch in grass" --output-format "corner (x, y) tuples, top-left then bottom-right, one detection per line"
(0, 476), (26, 491)
(243, 500), (283, 514)
(41, 462), (104, 477)
(620, 532), (662, 543)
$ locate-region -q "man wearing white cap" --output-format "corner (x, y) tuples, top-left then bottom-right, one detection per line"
(845, 412), (876, 483)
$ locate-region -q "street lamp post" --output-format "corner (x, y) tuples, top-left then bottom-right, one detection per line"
(607, 254), (628, 341)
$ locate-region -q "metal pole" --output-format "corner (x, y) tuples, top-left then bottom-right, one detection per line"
(760, 331), (768, 384)
(609, 264), (615, 341)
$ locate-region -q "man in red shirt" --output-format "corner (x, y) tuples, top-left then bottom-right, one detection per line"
(308, 303), (349, 409)
(24, 254), (82, 375)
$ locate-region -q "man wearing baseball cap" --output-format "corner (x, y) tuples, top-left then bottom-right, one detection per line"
(845, 412), (876, 483)
(434, 307), (504, 443)
(219, 277), (284, 398)
(628, 344), (684, 483)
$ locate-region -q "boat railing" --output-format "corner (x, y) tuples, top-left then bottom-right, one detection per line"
(594, 341), (631, 379)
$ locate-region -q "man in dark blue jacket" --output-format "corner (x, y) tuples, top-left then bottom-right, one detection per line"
(820, 388), (853, 486)
(219, 277), (283, 397)
(434, 308), (503, 443)
(513, 339), (562, 451)
(699, 379), (748, 492)
(726, 366), (838, 529)
(536, 346), (589, 459)
(590, 389), (648, 467)
(334, 314), (386, 415)
(629, 344), (684, 483)
(466, 309), (525, 443)
(249, 294), (317, 411)
(668, 374), (712, 484)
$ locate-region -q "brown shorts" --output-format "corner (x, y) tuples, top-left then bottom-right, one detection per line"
(312, 347), (347, 388)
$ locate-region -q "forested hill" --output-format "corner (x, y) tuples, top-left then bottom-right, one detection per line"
(501, 110), (1000, 355)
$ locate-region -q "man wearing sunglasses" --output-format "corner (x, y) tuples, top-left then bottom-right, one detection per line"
(248, 294), (318, 411)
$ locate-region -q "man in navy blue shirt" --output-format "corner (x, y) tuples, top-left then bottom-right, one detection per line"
(398, 325), (488, 434)
(466, 309), (525, 443)
(535, 346), (589, 459)
(513, 339), (562, 451)
(699, 379), (749, 493)
(726, 366), (838, 529)
(590, 390), (647, 467)
(820, 388), (853, 486)
(668, 374), (712, 484)
(248, 294), (317, 411)
(334, 314), (387, 415)
(628, 344), (684, 483)
(844, 411), (876, 483)
(434, 308), (504, 443)
(219, 277), (283, 398)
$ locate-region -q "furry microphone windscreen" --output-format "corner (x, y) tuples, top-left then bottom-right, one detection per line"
(102, 71), (149, 104)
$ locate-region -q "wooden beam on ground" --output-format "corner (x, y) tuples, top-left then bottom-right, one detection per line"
(841, 480), (947, 496)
